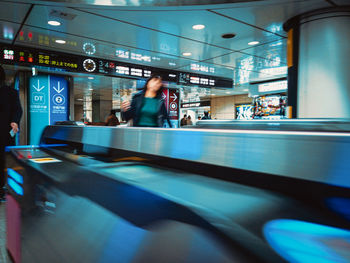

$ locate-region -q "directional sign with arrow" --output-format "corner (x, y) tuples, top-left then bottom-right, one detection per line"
(168, 89), (180, 121)
(53, 81), (65, 93)
(29, 75), (69, 144)
(170, 93), (177, 101)
(33, 79), (45, 92)
(161, 92), (167, 101)
(50, 76), (69, 125)
(29, 75), (49, 144)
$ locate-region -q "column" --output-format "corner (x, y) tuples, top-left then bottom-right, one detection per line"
(284, 7), (350, 118)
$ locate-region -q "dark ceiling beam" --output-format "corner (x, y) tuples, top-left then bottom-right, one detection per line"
(324, 0), (338, 7)
(11, 4), (34, 45)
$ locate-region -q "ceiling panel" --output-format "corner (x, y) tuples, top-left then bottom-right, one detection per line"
(24, 5), (230, 61)
(241, 38), (287, 64)
(203, 51), (285, 84)
(0, 2), (31, 23)
(0, 21), (21, 43)
(76, 7), (281, 51)
(211, 0), (331, 38)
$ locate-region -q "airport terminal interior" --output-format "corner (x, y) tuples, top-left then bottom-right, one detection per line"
(0, 0), (350, 262)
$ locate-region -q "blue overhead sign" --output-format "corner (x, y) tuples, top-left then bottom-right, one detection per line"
(28, 75), (69, 144)
(50, 75), (69, 125)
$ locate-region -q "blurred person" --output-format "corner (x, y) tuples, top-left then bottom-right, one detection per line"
(105, 109), (120, 126)
(201, 111), (211, 120)
(0, 65), (22, 201)
(121, 75), (171, 127)
(197, 116), (201, 120)
(180, 114), (187, 126)
(186, 115), (193, 126)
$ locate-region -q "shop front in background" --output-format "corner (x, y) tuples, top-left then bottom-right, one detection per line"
(249, 79), (288, 120)
(180, 101), (211, 125)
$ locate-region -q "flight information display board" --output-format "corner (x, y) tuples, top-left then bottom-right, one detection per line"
(0, 43), (233, 88)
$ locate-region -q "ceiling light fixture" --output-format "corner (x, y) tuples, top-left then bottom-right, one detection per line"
(48, 20), (61, 26)
(89, 88), (93, 91)
(182, 52), (192, 56)
(192, 24), (205, 30)
(55, 39), (66, 44)
(221, 33), (236, 39)
(248, 41), (260, 46)
(243, 89), (249, 91)
(88, 76), (94, 80)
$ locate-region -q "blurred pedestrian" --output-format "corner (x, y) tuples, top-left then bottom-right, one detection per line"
(180, 114), (187, 126)
(121, 74), (171, 127)
(186, 115), (193, 125)
(0, 65), (22, 201)
(105, 109), (120, 126)
(201, 111), (211, 120)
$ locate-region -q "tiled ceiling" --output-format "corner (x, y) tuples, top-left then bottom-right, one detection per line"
(0, 0), (343, 98)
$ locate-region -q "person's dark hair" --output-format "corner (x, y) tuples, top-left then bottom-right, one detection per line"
(110, 109), (116, 115)
(0, 65), (5, 86)
(204, 111), (209, 117)
(142, 74), (164, 97)
(184, 114), (187, 117)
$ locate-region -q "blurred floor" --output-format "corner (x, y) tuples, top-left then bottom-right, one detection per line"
(0, 203), (10, 263)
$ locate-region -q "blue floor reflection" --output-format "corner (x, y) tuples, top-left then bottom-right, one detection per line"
(263, 219), (350, 263)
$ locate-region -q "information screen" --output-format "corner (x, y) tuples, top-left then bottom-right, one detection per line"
(0, 43), (233, 88)
(1, 45), (82, 72)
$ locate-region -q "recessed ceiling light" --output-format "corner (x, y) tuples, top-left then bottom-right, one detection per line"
(192, 24), (205, 30)
(243, 89), (249, 91)
(77, 98), (83, 101)
(182, 52), (192, 56)
(221, 33), (236, 39)
(48, 20), (61, 26)
(248, 41), (260, 46)
(225, 91), (231, 94)
(55, 39), (66, 44)
(88, 76), (94, 80)
(88, 88), (93, 90)
(211, 94), (216, 96)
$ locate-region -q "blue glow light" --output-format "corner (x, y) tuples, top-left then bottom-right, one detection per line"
(5, 144), (67, 152)
(326, 197), (350, 221)
(263, 219), (350, 263)
(7, 168), (23, 184)
(39, 144), (67, 148)
(7, 178), (23, 196)
(5, 144), (37, 152)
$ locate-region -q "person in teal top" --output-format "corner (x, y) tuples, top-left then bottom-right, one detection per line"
(138, 97), (159, 127)
(121, 75), (171, 127)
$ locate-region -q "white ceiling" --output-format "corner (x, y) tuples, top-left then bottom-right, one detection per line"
(0, 0), (345, 99)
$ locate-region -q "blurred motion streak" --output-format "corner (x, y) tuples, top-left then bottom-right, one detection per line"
(264, 219), (350, 263)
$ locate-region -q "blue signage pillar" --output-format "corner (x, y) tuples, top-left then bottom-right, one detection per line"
(50, 75), (69, 124)
(28, 75), (69, 144)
